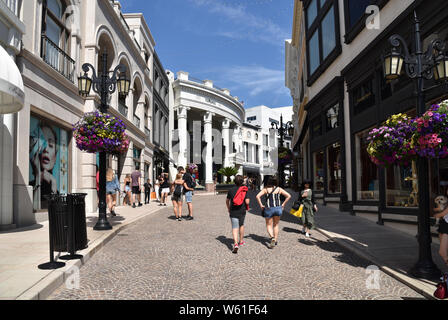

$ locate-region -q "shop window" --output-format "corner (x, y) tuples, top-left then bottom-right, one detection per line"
(352, 77), (375, 115)
(355, 128), (379, 200)
(133, 147), (141, 170)
(29, 116), (70, 211)
(326, 104), (339, 131)
(385, 161), (418, 208)
(327, 143), (342, 194)
(313, 150), (324, 191)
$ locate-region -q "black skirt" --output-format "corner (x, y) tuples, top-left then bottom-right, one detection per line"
(438, 219), (448, 235)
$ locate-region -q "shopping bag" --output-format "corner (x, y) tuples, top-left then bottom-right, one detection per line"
(290, 204), (303, 218)
(150, 192), (157, 200)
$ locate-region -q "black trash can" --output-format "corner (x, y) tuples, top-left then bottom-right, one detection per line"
(46, 194), (69, 253)
(69, 193), (88, 251)
(46, 193), (88, 253)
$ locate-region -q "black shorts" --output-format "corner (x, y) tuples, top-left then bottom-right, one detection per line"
(132, 186), (140, 194)
(439, 219), (448, 235)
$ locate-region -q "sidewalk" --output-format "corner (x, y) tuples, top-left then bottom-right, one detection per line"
(0, 200), (171, 300)
(309, 201), (448, 300)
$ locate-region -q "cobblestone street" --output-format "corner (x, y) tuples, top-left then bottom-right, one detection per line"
(48, 193), (425, 300)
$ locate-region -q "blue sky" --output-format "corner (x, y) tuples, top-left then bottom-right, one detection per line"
(120, 0), (294, 109)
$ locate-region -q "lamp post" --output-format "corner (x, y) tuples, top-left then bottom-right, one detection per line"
(271, 114), (294, 187)
(382, 10), (448, 280)
(78, 52), (130, 230)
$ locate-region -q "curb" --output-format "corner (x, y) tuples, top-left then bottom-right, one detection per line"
(15, 205), (168, 300)
(315, 227), (438, 300)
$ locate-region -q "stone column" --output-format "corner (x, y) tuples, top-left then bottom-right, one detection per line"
(0, 114), (15, 230)
(177, 106), (189, 168)
(222, 119), (231, 168)
(203, 112), (214, 192)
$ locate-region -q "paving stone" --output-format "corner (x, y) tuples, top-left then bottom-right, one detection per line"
(48, 192), (425, 300)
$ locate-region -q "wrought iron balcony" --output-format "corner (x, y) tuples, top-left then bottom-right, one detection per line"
(41, 35), (75, 82)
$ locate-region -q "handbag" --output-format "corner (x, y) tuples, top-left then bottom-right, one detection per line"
(434, 274), (448, 299)
(290, 204), (303, 218)
(150, 191), (157, 200)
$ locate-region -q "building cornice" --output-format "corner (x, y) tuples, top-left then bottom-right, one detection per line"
(173, 79), (245, 114)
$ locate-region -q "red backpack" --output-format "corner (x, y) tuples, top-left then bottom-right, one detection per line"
(233, 186), (248, 206)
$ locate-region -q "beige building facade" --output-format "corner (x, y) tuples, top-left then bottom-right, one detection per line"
(2, 0), (158, 229)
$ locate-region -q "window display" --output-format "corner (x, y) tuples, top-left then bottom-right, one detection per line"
(29, 116), (69, 211)
(327, 143), (342, 194)
(313, 151), (324, 191)
(356, 128), (379, 200)
(385, 161), (418, 207)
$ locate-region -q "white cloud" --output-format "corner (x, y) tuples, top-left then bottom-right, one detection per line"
(188, 0), (288, 46)
(212, 65), (288, 101)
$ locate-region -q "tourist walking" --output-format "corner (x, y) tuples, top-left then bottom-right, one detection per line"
(300, 180), (316, 238)
(171, 173), (192, 221)
(226, 175), (250, 253)
(154, 176), (161, 202)
(256, 176), (291, 249)
(160, 174), (170, 206)
(106, 168), (120, 217)
(123, 174), (132, 206)
(131, 165), (143, 208)
(179, 166), (196, 220)
(144, 179), (152, 204)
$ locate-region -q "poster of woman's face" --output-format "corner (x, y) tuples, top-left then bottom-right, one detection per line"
(29, 116), (69, 211)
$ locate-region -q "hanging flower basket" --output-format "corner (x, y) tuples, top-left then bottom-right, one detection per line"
(278, 147), (293, 165)
(411, 103), (448, 159)
(367, 113), (416, 167)
(73, 111), (130, 155)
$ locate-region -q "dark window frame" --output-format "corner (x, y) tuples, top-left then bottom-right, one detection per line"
(41, 0), (71, 54)
(343, 0), (390, 44)
(304, 0), (342, 86)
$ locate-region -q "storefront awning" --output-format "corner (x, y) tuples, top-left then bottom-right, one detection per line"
(0, 45), (24, 114)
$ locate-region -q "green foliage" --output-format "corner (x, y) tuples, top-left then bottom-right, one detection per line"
(218, 166), (239, 183)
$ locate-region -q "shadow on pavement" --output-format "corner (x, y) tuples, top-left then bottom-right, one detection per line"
(86, 215), (125, 228)
(246, 233), (271, 249)
(216, 235), (234, 251)
(0, 223), (44, 234)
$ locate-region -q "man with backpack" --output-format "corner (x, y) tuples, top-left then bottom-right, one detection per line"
(178, 166), (196, 220)
(226, 175), (250, 254)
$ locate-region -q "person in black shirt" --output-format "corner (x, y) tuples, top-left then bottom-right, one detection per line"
(226, 175), (250, 253)
(159, 174), (171, 206)
(144, 179), (152, 204)
(178, 166), (195, 220)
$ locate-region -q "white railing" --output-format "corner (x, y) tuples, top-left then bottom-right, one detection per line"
(2, 0), (18, 16)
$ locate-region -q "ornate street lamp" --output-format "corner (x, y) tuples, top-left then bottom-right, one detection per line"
(382, 10), (448, 281)
(77, 52), (130, 230)
(271, 114), (294, 187)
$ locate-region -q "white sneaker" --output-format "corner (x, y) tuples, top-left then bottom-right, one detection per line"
(305, 232), (310, 238)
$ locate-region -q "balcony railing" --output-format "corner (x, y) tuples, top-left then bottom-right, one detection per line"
(2, 0), (19, 16)
(133, 114), (140, 128)
(118, 101), (128, 117)
(41, 35), (75, 82)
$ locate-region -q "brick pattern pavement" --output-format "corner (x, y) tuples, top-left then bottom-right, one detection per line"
(48, 192), (425, 300)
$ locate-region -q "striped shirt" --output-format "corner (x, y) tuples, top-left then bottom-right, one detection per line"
(265, 188), (282, 208)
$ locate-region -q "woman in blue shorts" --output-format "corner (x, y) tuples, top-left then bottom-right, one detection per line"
(256, 176), (291, 249)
